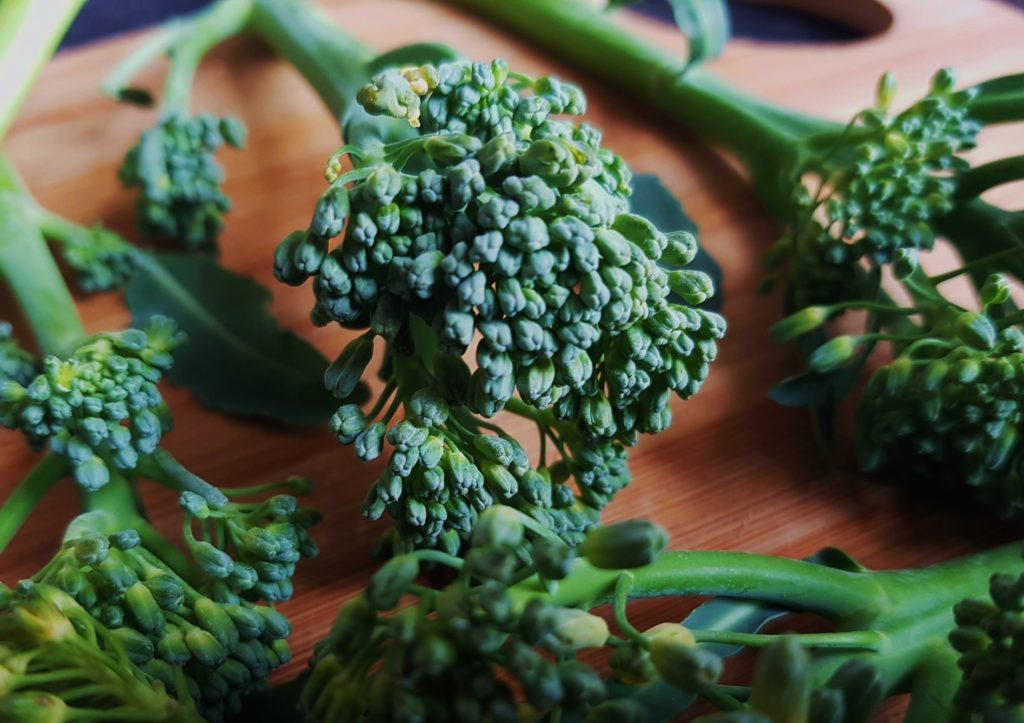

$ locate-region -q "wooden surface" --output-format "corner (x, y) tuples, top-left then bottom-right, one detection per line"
(3, 0), (1024, 715)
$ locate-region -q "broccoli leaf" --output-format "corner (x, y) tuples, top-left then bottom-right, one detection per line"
(125, 252), (342, 426)
(610, 0), (731, 68)
(629, 173), (724, 311)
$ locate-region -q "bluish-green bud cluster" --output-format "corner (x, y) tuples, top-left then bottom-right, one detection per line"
(0, 582), (203, 722)
(0, 321), (37, 387)
(56, 224), (138, 293)
(280, 59), (723, 549)
(856, 321), (1024, 515)
(119, 113), (246, 250)
(300, 510), (668, 723)
(25, 526), (293, 722)
(0, 318), (184, 491)
(951, 568), (1024, 718)
(180, 489), (320, 603)
(783, 68), (979, 305)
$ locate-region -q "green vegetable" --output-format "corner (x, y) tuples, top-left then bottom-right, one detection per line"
(303, 505), (1024, 722)
(279, 58), (722, 550)
(450, 0), (1024, 516)
(109, 0), (251, 251)
(0, 7), (320, 719)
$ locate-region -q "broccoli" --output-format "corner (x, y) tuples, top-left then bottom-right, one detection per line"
(108, 0), (250, 251)
(277, 60), (722, 551)
(305, 505), (1024, 722)
(0, 578), (203, 722)
(451, 0), (1024, 516)
(0, 18), (317, 718)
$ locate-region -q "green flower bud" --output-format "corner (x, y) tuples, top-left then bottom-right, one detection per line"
(980, 273), (1012, 308)
(532, 538), (575, 580)
(71, 534), (110, 566)
(0, 691), (68, 723)
(749, 637), (812, 723)
(609, 641), (657, 685)
(110, 626), (155, 665)
(186, 627), (227, 667)
(550, 608), (609, 650)
(808, 335), (858, 374)
(312, 185), (351, 239)
(649, 624), (720, 692)
(612, 213), (666, 259)
(355, 422), (387, 462)
(481, 461), (518, 499)
(955, 311), (997, 350)
(194, 596), (240, 650)
(192, 541), (234, 579)
(472, 506), (524, 549)
(770, 306), (831, 343)
(667, 270), (714, 305)
(662, 231), (698, 266)
(876, 71), (897, 108)
(366, 555), (419, 610)
(125, 581), (164, 633)
(325, 333), (374, 399)
(580, 520), (668, 569)
(157, 625), (191, 665)
(330, 404), (367, 445)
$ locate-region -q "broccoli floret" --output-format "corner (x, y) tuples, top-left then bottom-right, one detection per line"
(0, 581), (203, 722)
(0, 317), (184, 490)
(5, 517), (296, 722)
(277, 60), (724, 550)
(119, 114), (246, 251)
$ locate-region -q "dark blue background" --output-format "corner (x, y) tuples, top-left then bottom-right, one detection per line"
(61, 0), (1024, 49)
(56, 0), (885, 49)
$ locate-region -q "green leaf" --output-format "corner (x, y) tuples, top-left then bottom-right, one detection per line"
(125, 252), (347, 426)
(629, 174), (724, 312)
(366, 42), (462, 76)
(610, 0), (731, 68)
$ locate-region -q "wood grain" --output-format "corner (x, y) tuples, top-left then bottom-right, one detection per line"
(3, 0), (1024, 717)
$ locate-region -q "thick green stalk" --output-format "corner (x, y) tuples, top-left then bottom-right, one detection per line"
(0, 153), (85, 356)
(515, 551), (888, 620)
(0, 454), (70, 555)
(0, 0), (87, 141)
(444, 0), (838, 216)
(247, 0), (377, 126)
(162, 0), (254, 114)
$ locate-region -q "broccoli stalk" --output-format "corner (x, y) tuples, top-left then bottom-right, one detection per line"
(449, 0), (1024, 516)
(304, 505), (1024, 722)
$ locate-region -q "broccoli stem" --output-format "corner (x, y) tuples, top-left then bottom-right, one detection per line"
(443, 0), (838, 216)
(0, 153), (85, 356)
(0, 454), (70, 554)
(0, 0), (87, 141)
(247, 0), (376, 126)
(516, 551), (888, 620)
(161, 0), (253, 116)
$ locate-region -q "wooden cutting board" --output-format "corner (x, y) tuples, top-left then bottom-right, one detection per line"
(3, 0), (1024, 713)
